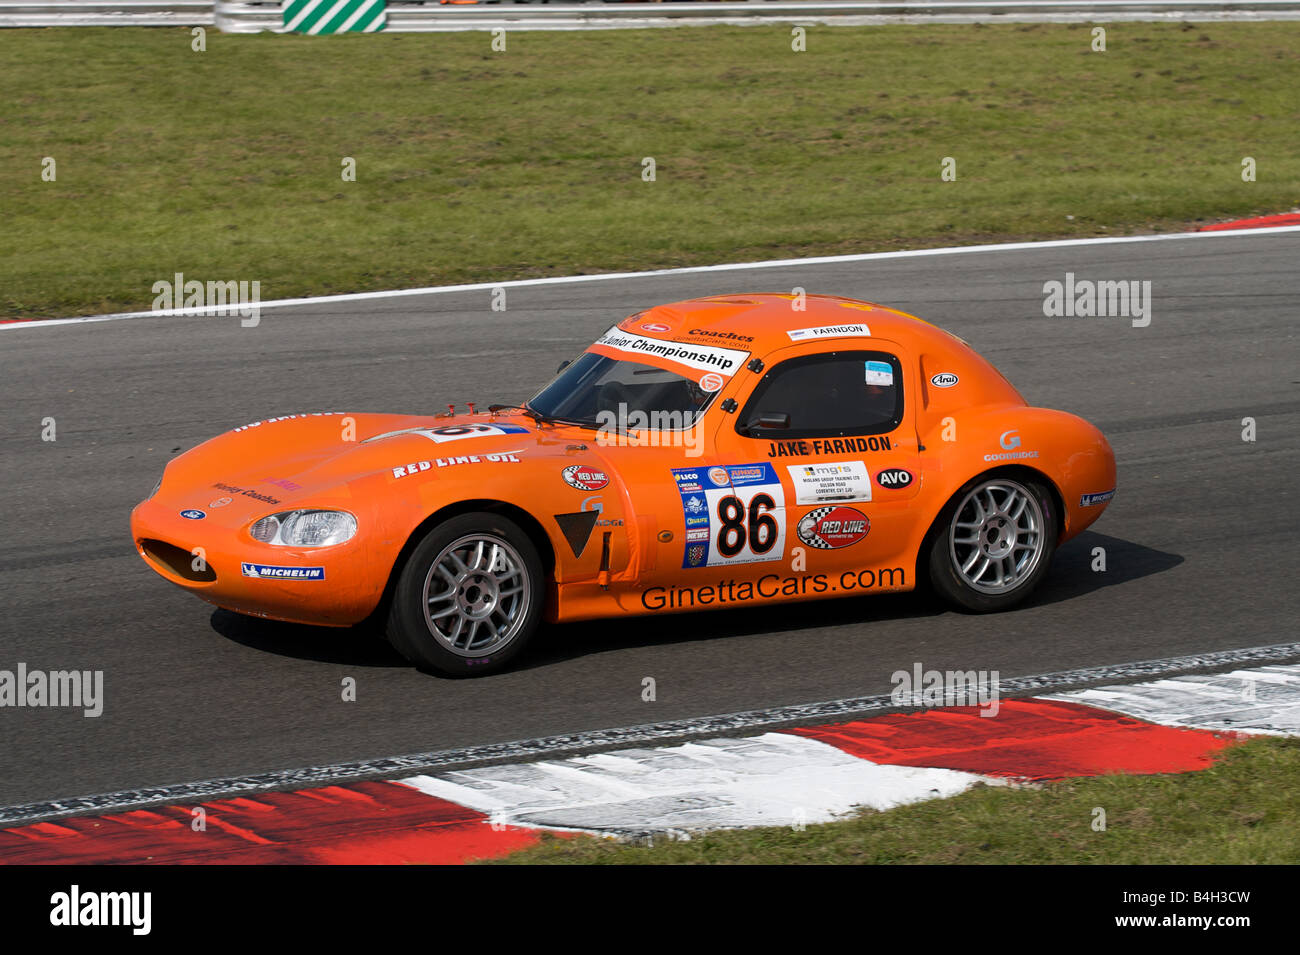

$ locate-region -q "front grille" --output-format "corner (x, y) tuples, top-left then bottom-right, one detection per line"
(139, 539), (217, 583)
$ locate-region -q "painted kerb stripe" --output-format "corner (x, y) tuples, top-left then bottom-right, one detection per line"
(0, 641), (1296, 827)
(284, 0), (385, 33)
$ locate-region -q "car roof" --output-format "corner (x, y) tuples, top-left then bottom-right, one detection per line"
(617, 292), (969, 359)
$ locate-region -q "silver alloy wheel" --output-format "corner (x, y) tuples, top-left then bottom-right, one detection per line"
(948, 479), (1046, 596)
(422, 533), (530, 657)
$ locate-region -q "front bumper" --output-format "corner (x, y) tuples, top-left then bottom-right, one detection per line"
(130, 498), (385, 626)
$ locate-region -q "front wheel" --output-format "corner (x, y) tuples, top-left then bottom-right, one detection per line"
(927, 474), (1057, 613)
(386, 512), (544, 676)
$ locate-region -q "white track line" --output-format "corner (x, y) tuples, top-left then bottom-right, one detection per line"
(4, 224), (1299, 332)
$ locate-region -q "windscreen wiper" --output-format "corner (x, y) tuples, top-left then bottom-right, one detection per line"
(487, 403), (543, 423)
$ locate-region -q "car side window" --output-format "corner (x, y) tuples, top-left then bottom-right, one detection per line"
(737, 350), (904, 439)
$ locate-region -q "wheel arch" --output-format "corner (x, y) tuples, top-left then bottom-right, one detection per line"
(914, 464), (1066, 586)
(367, 499), (558, 627)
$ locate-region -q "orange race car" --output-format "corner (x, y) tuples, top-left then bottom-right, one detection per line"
(131, 293), (1116, 676)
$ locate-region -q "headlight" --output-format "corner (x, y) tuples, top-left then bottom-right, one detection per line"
(249, 509), (357, 547)
(149, 477), (162, 499)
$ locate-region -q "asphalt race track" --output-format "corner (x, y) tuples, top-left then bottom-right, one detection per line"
(2, 229), (1297, 809)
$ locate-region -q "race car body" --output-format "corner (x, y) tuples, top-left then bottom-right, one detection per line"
(131, 293), (1116, 675)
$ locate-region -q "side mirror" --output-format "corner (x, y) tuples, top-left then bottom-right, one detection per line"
(556, 360), (571, 374)
(747, 412), (790, 431)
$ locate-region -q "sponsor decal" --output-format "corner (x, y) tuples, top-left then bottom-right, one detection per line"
(209, 497), (233, 508)
(676, 471), (704, 492)
(640, 567), (906, 610)
(787, 461), (872, 505)
(984, 430), (1039, 462)
(180, 509), (205, 520)
(687, 328), (754, 343)
(875, 467), (914, 489)
(699, 372), (725, 393)
(797, 506), (870, 550)
(392, 452), (522, 479)
(263, 478), (302, 491)
(241, 563), (325, 580)
(562, 464), (610, 491)
(590, 326), (749, 377)
(363, 423), (530, 445)
(582, 494), (624, 527)
(768, 436), (892, 457)
(672, 463), (785, 568)
(1080, 489), (1116, 507)
(786, 323), (870, 342)
(930, 372), (959, 388)
(864, 360), (894, 387)
(213, 482), (280, 505)
(641, 321), (671, 333)
(231, 411), (346, 434)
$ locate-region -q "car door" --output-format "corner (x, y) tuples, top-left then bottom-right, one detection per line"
(715, 339), (923, 594)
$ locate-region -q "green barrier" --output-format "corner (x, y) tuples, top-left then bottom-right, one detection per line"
(283, 0), (387, 34)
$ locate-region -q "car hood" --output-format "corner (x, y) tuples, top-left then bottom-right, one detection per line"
(156, 411), (574, 518)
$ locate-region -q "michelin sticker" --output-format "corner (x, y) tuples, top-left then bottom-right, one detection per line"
(787, 461), (872, 505)
(242, 563), (325, 581)
(672, 463), (785, 568)
(1080, 489), (1116, 507)
(787, 323), (871, 342)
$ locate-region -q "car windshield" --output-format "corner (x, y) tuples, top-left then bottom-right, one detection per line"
(528, 352), (716, 432)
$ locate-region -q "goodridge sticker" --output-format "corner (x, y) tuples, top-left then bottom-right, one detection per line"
(672, 462), (785, 568)
(787, 461), (872, 505)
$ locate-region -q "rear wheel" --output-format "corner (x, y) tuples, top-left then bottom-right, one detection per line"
(927, 473), (1057, 612)
(386, 512), (543, 676)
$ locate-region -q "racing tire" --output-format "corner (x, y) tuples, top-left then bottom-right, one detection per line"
(927, 472), (1058, 613)
(386, 512), (544, 676)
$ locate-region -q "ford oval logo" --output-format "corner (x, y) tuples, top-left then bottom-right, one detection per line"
(180, 509), (206, 520)
(930, 373), (959, 388)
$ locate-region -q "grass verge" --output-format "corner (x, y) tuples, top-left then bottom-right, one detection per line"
(3, 23), (1298, 318)
(483, 737), (1300, 864)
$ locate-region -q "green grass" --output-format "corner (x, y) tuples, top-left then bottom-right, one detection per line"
(484, 737), (1300, 864)
(3, 23), (1298, 318)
